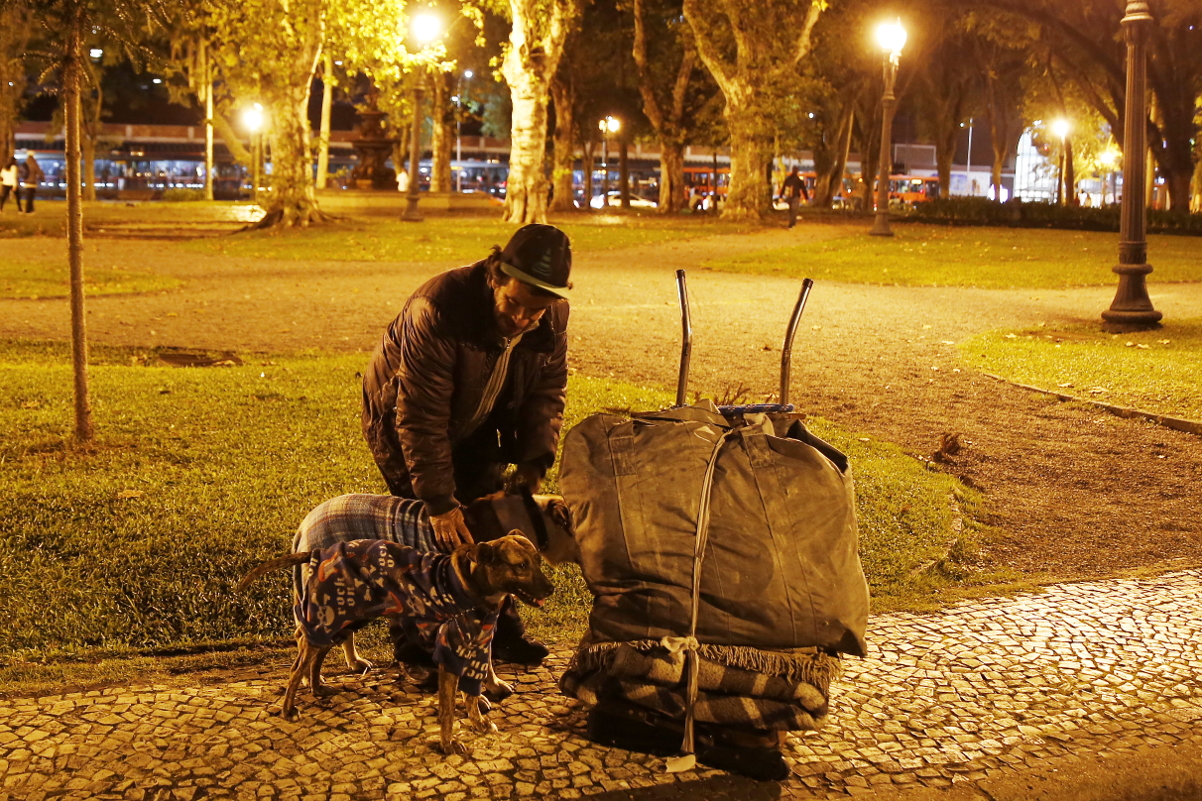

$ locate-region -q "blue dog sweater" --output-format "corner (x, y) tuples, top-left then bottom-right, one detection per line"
(295, 539), (498, 696)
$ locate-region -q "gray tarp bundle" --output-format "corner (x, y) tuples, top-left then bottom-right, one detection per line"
(559, 403), (869, 741)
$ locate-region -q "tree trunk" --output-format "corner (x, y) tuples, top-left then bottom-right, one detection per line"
(682, 0), (822, 221)
(813, 100), (855, 208)
(214, 112), (252, 168)
(82, 79), (102, 202)
(199, 37), (214, 200)
(658, 141), (685, 213)
(249, 44), (330, 228)
(392, 125), (409, 192)
(65, 8), (93, 443)
(1064, 137), (1076, 205)
(82, 134), (96, 202)
(316, 51), (332, 191)
(582, 139), (595, 209)
(501, 0), (580, 224)
(722, 92), (773, 221)
(935, 141), (953, 198)
(548, 69), (577, 213)
(619, 141), (629, 208)
(502, 67), (552, 223)
(253, 83), (329, 228)
(431, 72), (454, 192)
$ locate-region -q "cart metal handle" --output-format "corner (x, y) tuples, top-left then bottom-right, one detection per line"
(676, 269), (692, 407)
(779, 278), (814, 407)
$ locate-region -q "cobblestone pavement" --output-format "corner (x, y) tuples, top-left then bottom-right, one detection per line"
(2, 570), (1200, 801)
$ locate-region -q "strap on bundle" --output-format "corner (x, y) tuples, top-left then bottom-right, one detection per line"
(672, 429), (731, 765)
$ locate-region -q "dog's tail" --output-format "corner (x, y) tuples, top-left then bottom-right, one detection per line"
(236, 552), (311, 592)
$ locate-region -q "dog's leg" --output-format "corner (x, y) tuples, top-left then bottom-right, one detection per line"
(340, 633), (373, 675)
(279, 642), (317, 719)
(483, 654), (514, 702)
(438, 667), (469, 756)
(466, 692), (498, 735)
(309, 644), (337, 698)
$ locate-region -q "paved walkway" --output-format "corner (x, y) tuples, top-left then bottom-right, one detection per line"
(3, 570), (1199, 801)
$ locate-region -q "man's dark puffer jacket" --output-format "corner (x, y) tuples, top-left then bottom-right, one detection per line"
(362, 261), (569, 515)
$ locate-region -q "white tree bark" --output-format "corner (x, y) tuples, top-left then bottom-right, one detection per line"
(501, 0), (581, 224)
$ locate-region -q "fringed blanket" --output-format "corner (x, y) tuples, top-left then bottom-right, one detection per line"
(560, 639), (839, 732)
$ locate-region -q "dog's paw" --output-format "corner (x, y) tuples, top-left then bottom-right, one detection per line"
(349, 658), (373, 675)
(470, 718), (498, 735)
(441, 738), (470, 756)
(483, 679), (514, 703)
(312, 684), (338, 698)
(275, 705), (300, 720)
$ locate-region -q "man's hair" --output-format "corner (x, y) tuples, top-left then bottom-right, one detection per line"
(484, 247), (562, 299)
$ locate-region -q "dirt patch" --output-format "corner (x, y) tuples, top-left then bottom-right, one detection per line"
(2, 218), (1200, 586)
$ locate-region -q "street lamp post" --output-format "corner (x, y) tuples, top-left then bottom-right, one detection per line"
(403, 12), (442, 223)
(598, 115), (619, 208)
(455, 69), (472, 194)
(1102, 0), (1162, 331)
(870, 20), (906, 237)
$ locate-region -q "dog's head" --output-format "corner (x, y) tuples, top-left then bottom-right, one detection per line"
(532, 494), (579, 566)
(471, 532), (555, 608)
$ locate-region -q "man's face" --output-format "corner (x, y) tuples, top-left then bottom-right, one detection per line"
(494, 278), (556, 338)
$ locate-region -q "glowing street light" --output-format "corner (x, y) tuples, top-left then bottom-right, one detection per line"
(242, 103), (264, 133)
(403, 12), (444, 222)
(598, 116), (621, 207)
(411, 12), (442, 44)
(870, 19), (906, 237)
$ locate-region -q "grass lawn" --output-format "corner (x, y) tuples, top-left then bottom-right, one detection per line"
(179, 214), (752, 264)
(962, 318), (1202, 421)
(706, 223), (1202, 289)
(0, 259), (182, 299)
(0, 339), (988, 677)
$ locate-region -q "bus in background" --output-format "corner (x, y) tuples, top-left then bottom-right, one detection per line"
(889, 175), (941, 207)
(683, 164), (729, 210)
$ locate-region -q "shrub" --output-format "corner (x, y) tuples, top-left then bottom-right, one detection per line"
(910, 197), (1202, 235)
(160, 187), (206, 202)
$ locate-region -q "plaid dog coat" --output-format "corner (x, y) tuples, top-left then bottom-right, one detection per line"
(296, 539), (498, 696)
(291, 494), (436, 600)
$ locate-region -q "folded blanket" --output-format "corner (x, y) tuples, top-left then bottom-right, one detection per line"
(560, 639), (839, 732)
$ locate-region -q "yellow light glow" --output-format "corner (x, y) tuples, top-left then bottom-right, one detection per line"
(1052, 118), (1071, 138)
(242, 103), (264, 133)
(599, 115), (621, 134)
(411, 12), (442, 43)
(876, 19), (907, 55)
(1100, 149), (1119, 166)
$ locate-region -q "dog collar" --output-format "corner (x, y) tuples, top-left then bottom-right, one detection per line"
(519, 488), (550, 552)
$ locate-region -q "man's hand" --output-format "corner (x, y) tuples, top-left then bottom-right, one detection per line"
(430, 506), (474, 552)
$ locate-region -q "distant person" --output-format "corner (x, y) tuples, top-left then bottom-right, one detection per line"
(779, 165), (809, 229)
(0, 157), (17, 212)
(18, 152), (44, 213)
(396, 168), (410, 194)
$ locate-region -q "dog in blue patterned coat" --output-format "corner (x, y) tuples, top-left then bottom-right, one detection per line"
(238, 533), (554, 755)
(291, 491), (577, 673)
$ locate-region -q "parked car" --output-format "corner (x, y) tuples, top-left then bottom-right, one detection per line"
(589, 189), (657, 209)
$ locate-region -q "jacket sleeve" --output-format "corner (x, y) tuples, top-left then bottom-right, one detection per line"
(395, 297), (460, 515)
(514, 303), (570, 471)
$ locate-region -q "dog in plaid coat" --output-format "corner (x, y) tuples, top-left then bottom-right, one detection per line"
(239, 533), (554, 755)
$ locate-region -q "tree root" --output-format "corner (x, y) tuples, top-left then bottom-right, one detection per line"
(241, 207), (343, 231)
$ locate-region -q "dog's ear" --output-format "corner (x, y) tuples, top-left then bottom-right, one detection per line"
(473, 540), (497, 565)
